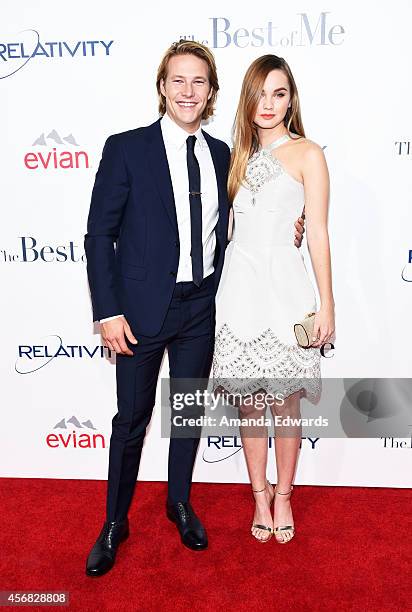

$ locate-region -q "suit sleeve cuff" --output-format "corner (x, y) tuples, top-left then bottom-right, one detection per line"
(99, 314), (124, 323)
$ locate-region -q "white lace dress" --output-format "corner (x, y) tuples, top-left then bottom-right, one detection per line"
(211, 136), (321, 402)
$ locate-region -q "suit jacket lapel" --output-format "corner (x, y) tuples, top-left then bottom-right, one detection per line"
(202, 129), (229, 242)
(146, 119), (178, 234)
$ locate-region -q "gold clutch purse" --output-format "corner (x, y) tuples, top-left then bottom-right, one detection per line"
(294, 312), (316, 348)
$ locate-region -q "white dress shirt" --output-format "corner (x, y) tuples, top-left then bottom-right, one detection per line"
(100, 113), (219, 323)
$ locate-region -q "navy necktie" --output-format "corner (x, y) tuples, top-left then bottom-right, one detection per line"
(186, 135), (204, 287)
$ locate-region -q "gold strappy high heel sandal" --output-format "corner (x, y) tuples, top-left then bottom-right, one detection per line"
(251, 480), (274, 543)
(273, 485), (295, 544)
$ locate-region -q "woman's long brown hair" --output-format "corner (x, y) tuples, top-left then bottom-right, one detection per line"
(228, 55), (305, 203)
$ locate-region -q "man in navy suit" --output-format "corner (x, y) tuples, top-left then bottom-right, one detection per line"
(84, 40), (305, 576)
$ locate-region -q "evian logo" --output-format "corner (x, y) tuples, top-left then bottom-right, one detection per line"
(46, 415), (106, 449)
(24, 130), (89, 170)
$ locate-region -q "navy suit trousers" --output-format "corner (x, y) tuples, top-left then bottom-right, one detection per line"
(106, 272), (216, 521)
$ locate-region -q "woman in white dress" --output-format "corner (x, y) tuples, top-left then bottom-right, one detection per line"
(212, 55), (335, 543)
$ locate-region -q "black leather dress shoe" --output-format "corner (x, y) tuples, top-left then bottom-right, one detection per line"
(86, 518), (129, 577)
(166, 501), (208, 551)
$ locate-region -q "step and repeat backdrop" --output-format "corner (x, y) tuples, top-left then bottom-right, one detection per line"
(2, 0), (411, 487)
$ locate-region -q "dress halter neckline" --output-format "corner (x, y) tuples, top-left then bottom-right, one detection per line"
(262, 134), (291, 151)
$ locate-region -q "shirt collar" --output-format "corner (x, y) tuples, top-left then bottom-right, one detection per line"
(161, 112), (207, 151)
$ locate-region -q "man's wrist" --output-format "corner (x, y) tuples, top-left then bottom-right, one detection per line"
(100, 314), (124, 323)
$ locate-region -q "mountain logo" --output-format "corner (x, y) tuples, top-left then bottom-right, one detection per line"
(32, 130), (80, 147)
(53, 415), (97, 430)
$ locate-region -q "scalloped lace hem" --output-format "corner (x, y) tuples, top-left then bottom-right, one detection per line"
(211, 323), (322, 402)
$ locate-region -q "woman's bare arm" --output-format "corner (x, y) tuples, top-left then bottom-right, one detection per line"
(301, 144), (335, 345)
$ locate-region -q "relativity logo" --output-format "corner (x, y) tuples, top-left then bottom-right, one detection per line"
(46, 415), (106, 449)
(24, 130), (89, 170)
(402, 250), (412, 282)
(202, 436), (319, 462)
(0, 30), (114, 80)
(0, 237), (85, 263)
(395, 141), (411, 155)
(180, 12), (345, 49)
(16, 335), (114, 374)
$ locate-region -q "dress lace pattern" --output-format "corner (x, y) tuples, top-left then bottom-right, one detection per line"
(212, 323), (321, 402)
(245, 149), (284, 203)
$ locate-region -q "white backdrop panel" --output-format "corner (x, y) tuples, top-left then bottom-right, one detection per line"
(1, 0), (411, 487)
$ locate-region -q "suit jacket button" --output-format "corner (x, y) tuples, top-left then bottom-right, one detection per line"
(175, 241), (179, 247)
(170, 271), (176, 276)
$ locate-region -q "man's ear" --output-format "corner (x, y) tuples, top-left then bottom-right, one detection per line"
(207, 87), (213, 100)
(160, 78), (166, 97)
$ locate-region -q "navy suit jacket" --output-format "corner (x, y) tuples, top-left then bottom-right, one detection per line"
(84, 118), (231, 337)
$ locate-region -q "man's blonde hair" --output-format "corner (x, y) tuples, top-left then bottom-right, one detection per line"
(156, 40), (219, 120)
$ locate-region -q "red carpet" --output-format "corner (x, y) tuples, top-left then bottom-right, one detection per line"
(0, 479), (410, 611)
